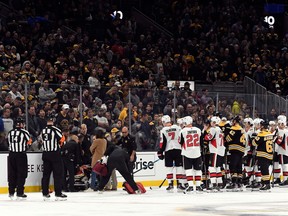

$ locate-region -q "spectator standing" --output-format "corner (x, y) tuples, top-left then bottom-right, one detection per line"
(90, 129), (107, 191)
(38, 80), (57, 105)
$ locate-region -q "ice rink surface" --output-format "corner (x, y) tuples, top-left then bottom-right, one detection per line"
(1, 187), (288, 216)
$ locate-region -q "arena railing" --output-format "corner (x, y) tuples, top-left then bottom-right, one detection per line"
(1, 80), (286, 152)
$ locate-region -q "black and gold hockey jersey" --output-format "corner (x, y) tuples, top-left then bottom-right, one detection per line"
(225, 124), (246, 153)
(252, 130), (273, 160)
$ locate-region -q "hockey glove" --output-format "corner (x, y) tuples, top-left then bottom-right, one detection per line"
(157, 151), (164, 160)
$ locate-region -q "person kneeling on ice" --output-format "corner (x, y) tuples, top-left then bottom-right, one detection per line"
(97, 143), (145, 194)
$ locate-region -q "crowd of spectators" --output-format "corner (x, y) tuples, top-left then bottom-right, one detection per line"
(0, 0), (286, 158)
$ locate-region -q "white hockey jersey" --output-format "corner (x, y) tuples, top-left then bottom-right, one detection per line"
(179, 126), (202, 159)
(276, 128), (288, 156)
(244, 127), (255, 155)
(159, 124), (181, 152)
(204, 126), (225, 156)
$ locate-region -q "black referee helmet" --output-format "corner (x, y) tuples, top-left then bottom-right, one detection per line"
(15, 117), (24, 127)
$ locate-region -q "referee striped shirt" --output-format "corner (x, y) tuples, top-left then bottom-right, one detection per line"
(41, 125), (65, 152)
(8, 128), (31, 152)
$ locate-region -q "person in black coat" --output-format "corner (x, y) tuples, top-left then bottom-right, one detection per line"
(61, 134), (81, 192)
(97, 144), (139, 193)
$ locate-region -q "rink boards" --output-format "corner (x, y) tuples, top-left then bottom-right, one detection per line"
(0, 152), (166, 194)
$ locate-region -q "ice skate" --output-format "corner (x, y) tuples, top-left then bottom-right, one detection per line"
(279, 180), (288, 188)
(177, 184), (186, 193)
(195, 186), (204, 194)
(166, 183), (174, 193)
(55, 193), (67, 201)
(43, 194), (51, 201)
(259, 184), (271, 192)
(16, 194), (27, 200)
(207, 184), (219, 193)
(226, 183), (238, 192)
(9, 194), (14, 200)
(183, 186), (194, 194)
(272, 178), (281, 187)
(251, 182), (261, 192)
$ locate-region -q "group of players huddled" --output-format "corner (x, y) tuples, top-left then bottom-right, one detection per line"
(157, 113), (288, 193)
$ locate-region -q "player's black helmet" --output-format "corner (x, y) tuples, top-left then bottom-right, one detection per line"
(232, 115), (240, 123)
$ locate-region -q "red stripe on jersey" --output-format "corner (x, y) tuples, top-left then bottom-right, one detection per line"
(195, 176), (201, 181)
(283, 172), (288, 176)
(247, 171), (252, 176)
(187, 176), (194, 181)
(255, 172), (262, 177)
(167, 174), (173, 179)
(273, 169), (281, 173)
(176, 174), (184, 179)
(210, 173), (217, 178)
(217, 173), (223, 178)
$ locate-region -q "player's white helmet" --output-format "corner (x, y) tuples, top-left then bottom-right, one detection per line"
(183, 116), (193, 126)
(269, 121), (276, 126)
(161, 115), (171, 124)
(253, 118), (262, 125)
(244, 117), (253, 125)
(211, 116), (220, 125)
(278, 115), (287, 126)
(177, 118), (183, 125)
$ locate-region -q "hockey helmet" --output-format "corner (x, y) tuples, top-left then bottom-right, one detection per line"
(183, 116), (193, 125)
(259, 119), (269, 128)
(232, 115), (241, 123)
(15, 117), (24, 126)
(243, 117), (253, 125)
(177, 118), (183, 125)
(161, 115), (171, 124)
(211, 116), (221, 125)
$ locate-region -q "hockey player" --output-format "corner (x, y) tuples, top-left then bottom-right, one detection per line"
(275, 115), (288, 186)
(242, 117), (255, 186)
(157, 115), (186, 192)
(218, 117), (231, 187)
(269, 120), (281, 185)
(247, 118), (263, 190)
(225, 116), (246, 191)
(252, 120), (274, 191)
(204, 116), (225, 191)
(201, 119), (211, 189)
(179, 116), (202, 193)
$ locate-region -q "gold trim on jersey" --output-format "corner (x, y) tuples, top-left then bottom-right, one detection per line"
(229, 144), (245, 152)
(256, 151), (273, 160)
(262, 175), (270, 181)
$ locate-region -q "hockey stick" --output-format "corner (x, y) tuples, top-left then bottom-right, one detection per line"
(133, 158), (160, 175)
(149, 178), (166, 190)
(202, 148), (209, 190)
(271, 141), (276, 188)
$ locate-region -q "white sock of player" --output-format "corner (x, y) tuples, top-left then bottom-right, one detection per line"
(282, 164), (288, 181)
(273, 162), (281, 179)
(209, 166), (217, 184)
(176, 166), (187, 185)
(194, 170), (202, 187)
(185, 168), (194, 187)
(166, 167), (174, 184)
(254, 166), (262, 183)
(216, 167), (223, 184)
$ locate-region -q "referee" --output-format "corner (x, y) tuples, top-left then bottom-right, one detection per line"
(7, 117), (32, 200)
(41, 118), (67, 200)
